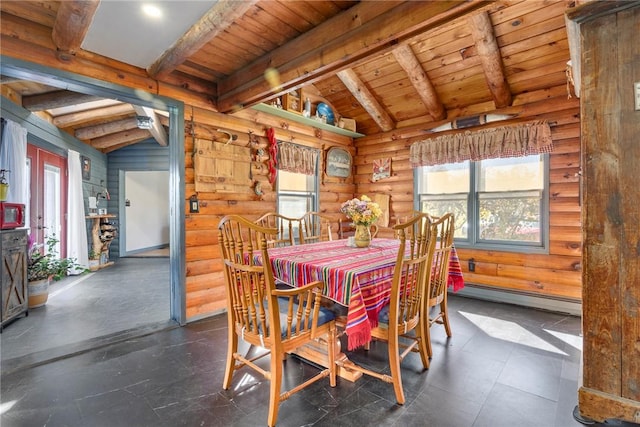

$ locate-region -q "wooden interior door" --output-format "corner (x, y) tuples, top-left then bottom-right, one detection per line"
(27, 144), (68, 257)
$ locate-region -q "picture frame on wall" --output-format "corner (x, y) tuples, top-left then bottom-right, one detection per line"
(326, 147), (352, 178)
(81, 155), (91, 180)
(283, 89), (302, 114)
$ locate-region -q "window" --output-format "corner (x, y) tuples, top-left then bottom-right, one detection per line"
(416, 154), (547, 251)
(277, 170), (317, 219)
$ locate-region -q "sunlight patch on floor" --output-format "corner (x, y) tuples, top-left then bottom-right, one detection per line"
(460, 311), (569, 355)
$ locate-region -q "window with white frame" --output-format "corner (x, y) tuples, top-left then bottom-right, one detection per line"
(277, 169), (317, 218)
(416, 154), (547, 251)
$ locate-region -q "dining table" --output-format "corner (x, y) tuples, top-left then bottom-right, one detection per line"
(263, 238), (464, 351)
(255, 237), (464, 381)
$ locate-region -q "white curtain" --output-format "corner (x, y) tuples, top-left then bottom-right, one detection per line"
(67, 150), (89, 272)
(0, 119), (28, 205)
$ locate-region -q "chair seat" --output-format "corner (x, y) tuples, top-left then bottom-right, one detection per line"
(277, 297), (336, 337)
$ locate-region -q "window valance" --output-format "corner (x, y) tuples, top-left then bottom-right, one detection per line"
(409, 120), (553, 167)
(277, 141), (319, 175)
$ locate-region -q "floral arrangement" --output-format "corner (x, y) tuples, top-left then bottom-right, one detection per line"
(340, 195), (382, 226)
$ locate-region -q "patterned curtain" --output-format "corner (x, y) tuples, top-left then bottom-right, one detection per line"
(409, 120), (553, 167)
(277, 141), (319, 175)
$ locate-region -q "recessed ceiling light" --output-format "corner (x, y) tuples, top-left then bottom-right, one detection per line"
(141, 4), (162, 19)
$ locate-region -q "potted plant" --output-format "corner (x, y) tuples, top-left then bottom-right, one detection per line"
(27, 233), (86, 308)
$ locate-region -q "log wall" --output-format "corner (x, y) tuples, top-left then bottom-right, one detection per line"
(353, 86), (582, 301)
(182, 106), (354, 318)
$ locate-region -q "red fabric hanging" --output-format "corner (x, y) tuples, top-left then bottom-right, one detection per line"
(267, 127), (278, 184)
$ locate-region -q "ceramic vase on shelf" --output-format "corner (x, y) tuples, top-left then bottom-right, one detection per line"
(354, 224), (372, 248)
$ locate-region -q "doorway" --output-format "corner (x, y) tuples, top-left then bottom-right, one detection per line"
(123, 170), (170, 255)
(0, 57), (186, 367)
(26, 144), (68, 256)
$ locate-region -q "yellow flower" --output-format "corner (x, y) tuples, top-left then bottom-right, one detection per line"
(340, 195), (381, 227)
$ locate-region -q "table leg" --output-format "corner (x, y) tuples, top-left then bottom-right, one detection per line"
(291, 333), (363, 383)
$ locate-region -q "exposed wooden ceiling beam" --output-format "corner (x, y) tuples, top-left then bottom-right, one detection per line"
(392, 44), (446, 121)
(52, 103), (135, 128)
(337, 69), (394, 132)
(133, 105), (168, 146)
(468, 11), (512, 108)
(217, 0), (488, 113)
(147, 0), (259, 80)
(102, 139), (148, 154)
(75, 117), (139, 140)
(90, 128), (151, 149)
(21, 89), (101, 111)
(52, 0), (100, 54)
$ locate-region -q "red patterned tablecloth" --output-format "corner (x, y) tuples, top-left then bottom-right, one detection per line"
(263, 238), (464, 350)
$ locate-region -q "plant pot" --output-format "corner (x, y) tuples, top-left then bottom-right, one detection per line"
(88, 258), (100, 271)
(28, 278), (50, 308)
(354, 224), (372, 248)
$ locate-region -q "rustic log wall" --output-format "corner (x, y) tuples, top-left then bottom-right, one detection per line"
(182, 106), (354, 318)
(353, 85), (582, 301)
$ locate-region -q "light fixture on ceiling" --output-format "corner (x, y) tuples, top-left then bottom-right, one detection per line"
(141, 4), (163, 19)
(136, 115), (154, 129)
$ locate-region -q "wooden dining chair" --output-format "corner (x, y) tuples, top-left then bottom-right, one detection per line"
(218, 215), (337, 427)
(299, 211), (337, 243)
(337, 213), (436, 405)
(255, 212), (300, 247)
(394, 210), (423, 238)
(424, 212), (455, 358)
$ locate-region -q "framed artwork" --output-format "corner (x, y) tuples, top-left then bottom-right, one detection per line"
(372, 158), (391, 182)
(81, 155), (91, 180)
(326, 147), (352, 178)
(283, 89), (302, 114)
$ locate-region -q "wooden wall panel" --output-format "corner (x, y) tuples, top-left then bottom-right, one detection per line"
(577, 4), (640, 423)
(353, 86), (582, 301)
(182, 106), (354, 320)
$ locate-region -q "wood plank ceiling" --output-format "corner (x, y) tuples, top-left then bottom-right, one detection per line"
(0, 0), (577, 152)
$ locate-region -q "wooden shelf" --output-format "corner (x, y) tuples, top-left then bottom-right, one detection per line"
(252, 103), (365, 138)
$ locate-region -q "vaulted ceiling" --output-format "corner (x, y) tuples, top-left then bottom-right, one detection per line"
(0, 0), (581, 152)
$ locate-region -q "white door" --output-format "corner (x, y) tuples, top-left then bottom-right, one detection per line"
(124, 171), (169, 253)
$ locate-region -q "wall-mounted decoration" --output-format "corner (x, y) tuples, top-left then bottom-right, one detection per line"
(193, 139), (252, 194)
(326, 147), (352, 178)
(283, 89), (302, 114)
(81, 155), (91, 180)
(372, 158), (391, 182)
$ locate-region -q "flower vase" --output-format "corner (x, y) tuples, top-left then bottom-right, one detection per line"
(354, 224), (372, 248)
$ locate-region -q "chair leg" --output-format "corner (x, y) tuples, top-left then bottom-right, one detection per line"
(387, 334), (405, 405)
(416, 316), (431, 369)
(223, 322), (238, 390)
(328, 324), (337, 387)
(441, 295), (452, 337)
(267, 352), (283, 427)
(424, 313), (433, 359)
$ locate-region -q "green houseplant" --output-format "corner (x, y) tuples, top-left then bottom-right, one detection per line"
(27, 233), (86, 308)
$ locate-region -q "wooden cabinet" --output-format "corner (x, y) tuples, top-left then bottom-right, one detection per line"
(1, 229), (28, 331)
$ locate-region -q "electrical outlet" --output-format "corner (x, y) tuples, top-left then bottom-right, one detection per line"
(635, 82), (640, 111)
(468, 258), (476, 272)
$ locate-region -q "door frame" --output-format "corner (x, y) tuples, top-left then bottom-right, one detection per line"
(27, 144), (69, 256)
(0, 56), (186, 325)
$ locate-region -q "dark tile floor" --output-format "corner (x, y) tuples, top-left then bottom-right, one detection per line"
(0, 259), (628, 427)
(1, 271), (636, 426)
(1, 257), (172, 372)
